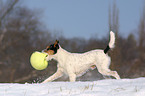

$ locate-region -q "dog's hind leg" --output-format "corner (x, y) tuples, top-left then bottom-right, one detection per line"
(96, 57), (120, 79)
(98, 68), (120, 79)
(103, 75), (111, 79)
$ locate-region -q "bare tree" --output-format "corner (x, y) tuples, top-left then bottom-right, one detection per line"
(128, 2), (145, 78)
(108, 1), (121, 72)
(138, 2), (145, 61)
(0, 0), (19, 45)
(0, 1), (52, 82)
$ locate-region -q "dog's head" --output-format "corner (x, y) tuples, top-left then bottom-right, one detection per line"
(43, 40), (59, 55)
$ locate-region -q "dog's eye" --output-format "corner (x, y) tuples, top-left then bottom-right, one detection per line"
(50, 45), (54, 49)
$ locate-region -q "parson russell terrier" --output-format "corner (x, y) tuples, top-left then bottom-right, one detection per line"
(42, 31), (120, 83)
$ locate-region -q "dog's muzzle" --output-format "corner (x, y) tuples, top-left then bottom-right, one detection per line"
(42, 49), (47, 53)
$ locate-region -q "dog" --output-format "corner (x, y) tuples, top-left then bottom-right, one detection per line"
(42, 31), (120, 83)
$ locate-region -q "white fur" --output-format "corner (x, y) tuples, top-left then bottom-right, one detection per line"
(42, 31), (120, 83)
(109, 31), (115, 48)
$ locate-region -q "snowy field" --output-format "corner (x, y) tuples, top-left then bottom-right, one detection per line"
(0, 78), (145, 96)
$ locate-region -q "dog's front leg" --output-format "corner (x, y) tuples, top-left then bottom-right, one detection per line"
(42, 68), (63, 83)
(68, 73), (76, 82)
(67, 66), (76, 82)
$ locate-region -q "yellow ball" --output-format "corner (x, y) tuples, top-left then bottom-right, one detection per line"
(30, 51), (48, 70)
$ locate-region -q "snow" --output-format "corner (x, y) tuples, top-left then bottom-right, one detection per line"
(1, 78), (145, 96)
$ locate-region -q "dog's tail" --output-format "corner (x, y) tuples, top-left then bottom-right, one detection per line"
(104, 31), (115, 54)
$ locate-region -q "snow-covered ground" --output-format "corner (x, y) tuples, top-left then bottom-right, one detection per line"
(0, 78), (145, 96)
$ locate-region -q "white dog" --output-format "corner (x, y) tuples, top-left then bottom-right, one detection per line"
(42, 31), (120, 83)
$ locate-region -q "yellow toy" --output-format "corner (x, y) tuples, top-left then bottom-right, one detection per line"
(30, 51), (48, 70)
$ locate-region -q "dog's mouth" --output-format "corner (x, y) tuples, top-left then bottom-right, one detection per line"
(45, 54), (50, 61)
(43, 50), (55, 55)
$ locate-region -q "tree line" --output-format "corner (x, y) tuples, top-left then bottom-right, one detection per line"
(0, 0), (145, 83)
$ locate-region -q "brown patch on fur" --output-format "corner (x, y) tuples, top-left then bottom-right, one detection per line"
(46, 46), (50, 49)
(54, 40), (59, 47)
(44, 40), (59, 55)
(47, 50), (55, 55)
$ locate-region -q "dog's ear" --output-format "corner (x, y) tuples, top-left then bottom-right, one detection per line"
(54, 40), (59, 49)
(55, 40), (59, 44)
(54, 40), (59, 46)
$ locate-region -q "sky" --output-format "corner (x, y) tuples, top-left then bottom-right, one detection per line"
(21, 0), (144, 39)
